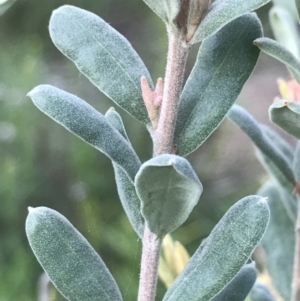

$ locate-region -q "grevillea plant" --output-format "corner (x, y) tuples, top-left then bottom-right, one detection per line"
(25, 1), (276, 301)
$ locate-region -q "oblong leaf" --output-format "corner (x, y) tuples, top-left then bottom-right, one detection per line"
(175, 14), (262, 156)
(254, 37), (300, 83)
(255, 150), (297, 221)
(228, 105), (295, 186)
(255, 124), (296, 203)
(258, 181), (295, 301)
(269, 99), (300, 139)
(28, 85), (140, 182)
(260, 124), (294, 165)
(211, 263), (257, 301)
(249, 282), (276, 301)
(191, 0), (270, 44)
(269, 6), (300, 59)
(162, 195), (270, 301)
(105, 108), (144, 238)
(143, 0), (180, 24)
(135, 154), (203, 237)
(26, 207), (123, 301)
(49, 5), (153, 124)
(296, 0), (300, 21)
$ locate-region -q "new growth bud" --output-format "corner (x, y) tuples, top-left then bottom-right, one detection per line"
(141, 76), (163, 129)
(175, 0), (211, 42)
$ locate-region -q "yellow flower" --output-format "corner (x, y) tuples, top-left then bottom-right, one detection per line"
(158, 234), (190, 288)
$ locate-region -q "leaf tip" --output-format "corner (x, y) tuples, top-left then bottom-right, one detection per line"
(168, 158), (177, 166)
(249, 261), (256, 268)
(260, 197), (268, 204)
(28, 206), (35, 213)
(27, 88), (36, 98)
(253, 39), (260, 46)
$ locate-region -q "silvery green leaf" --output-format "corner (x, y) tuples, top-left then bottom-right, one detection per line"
(255, 151), (297, 222)
(49, 5), (153, 124)
(143, 0), (180, 24)
(135, 154), (202, 237)
(249, 282), (276, 301)
(293, 141), (300, 181)
(228, 105), (295, 186)
(273, 0), (299, 19)
(105, 108), (129, 140)
(258, 181), (294, 300)
(269, 99), (300, 139)
(269, 6), (300, 59)
(175, 14), (261, 156)
(28, 85), (140, 182)
(191, 0), (270, 44)
(260, 124), (294, 165)
(105, 108), (144, 238)
(256, 124), (295, 201)
(254, 37), (300, 83)
(26, 207), (123, 301)
(162, 195), (270, 301)
(295, 0), (300, 21)
(211, 263), (257, 301)
(0, 0), (16, 15)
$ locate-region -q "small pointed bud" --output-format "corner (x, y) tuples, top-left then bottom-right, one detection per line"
(153, 78), (164, 107)
(175, 0), (212, 42)
(186, 0), (211, 41)
(141, 76), (153, 110)
(140, 76), (163, 129)
(28, 206), (35, 213)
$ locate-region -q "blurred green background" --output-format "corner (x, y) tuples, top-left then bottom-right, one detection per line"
(0, 1), (291, 300)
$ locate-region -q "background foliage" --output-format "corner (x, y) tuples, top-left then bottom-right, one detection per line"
(0, 1), (286, 300)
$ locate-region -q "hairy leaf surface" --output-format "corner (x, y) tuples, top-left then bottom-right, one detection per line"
(176, 14), (261, 156)
(162, 195), (269, 301)
(249, 282), (276, 301)
(269, 99), (300, 139)
(105, 108), (144, 238)
(254, 37), (300, 82)
(29, 85), (140, 182)
(228, 105), (295, 186)
(135, 154), (202, 237)
(143, 0), (180, 24)
(258, 181), (294, 301)
(26, 207), (123, 301)
(49, 5), (153, 124)
(211, 263), (257, 301)
(191, 0), (269, 43)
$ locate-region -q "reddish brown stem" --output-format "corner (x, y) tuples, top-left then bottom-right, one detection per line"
(153, 30), (189, 156)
